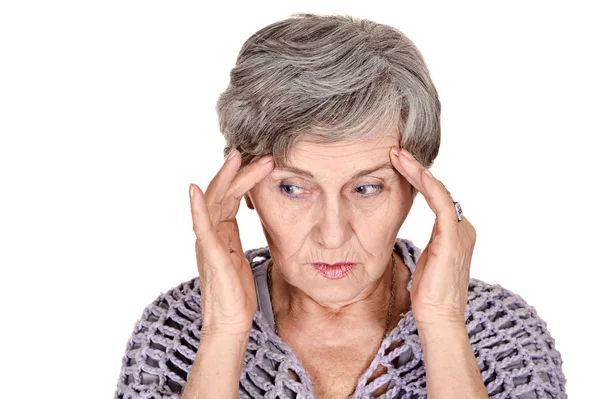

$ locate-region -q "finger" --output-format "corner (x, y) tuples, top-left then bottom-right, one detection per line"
(438, 180), (452, 199)
(390, 146), (426, 194)
(204, 149), (243, 207)
(189, 183), (218, 246)
(390, 146), (458, 240)
(225, 154), (274, 204)
(419, 169), (460, 241)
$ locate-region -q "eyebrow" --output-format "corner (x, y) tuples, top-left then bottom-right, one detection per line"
(274, 161), (395, 180)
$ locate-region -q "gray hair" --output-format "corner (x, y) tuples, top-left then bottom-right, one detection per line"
(216, 13), (441, 196)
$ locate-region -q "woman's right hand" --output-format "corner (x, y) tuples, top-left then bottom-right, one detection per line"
(188, 149), (274, 338)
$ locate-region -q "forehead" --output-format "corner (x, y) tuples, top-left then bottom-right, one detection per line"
(274, 134), (399, 180)
(293, 134), (397, 156)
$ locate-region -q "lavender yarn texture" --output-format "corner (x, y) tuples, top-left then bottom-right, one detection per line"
(115, 238), (567, 398)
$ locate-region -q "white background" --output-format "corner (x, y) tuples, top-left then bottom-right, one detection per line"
(1, 1), (597, 397)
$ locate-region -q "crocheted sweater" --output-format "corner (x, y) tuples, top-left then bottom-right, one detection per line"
(115, 237), (567, 398)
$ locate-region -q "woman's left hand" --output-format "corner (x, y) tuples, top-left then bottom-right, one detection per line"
(390, 146), (477, 327)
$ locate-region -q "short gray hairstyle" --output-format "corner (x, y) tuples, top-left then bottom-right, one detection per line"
(216, 13), (441, 195)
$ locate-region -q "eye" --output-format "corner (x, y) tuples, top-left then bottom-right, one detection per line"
(279, 184), (305, 198)
(355, 184), (383, 197)
(279, 184), (383, 198)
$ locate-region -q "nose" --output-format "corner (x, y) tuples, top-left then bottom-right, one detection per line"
(312, 195), (352, 250)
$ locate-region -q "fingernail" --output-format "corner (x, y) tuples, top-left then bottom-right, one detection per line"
(391, 146), (400, 157)
(424, 169), (434, 179)
(189, 184), (195, 198)
(226, 149), (237, 161)
(258, 155), (273, 164)
(401, 148), (415, 160)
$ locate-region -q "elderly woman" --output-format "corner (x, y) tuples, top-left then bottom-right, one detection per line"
(115, 13), (566, 399)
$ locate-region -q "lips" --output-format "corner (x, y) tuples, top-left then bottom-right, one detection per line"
(314, 262), (355, 267)
(312, 262), (356, 279)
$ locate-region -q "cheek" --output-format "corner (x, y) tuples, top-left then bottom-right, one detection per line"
(352, 186), (404, 216)
(354, 189), (411, 235)
(250, 187), (307, 235)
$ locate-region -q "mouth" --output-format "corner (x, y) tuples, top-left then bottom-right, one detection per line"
(312, 262), (356, 279)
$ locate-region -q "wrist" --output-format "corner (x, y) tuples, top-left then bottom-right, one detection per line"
(200, 323), (251, 341)
(183, 329), (249, 399)
(415, 319), (487, 398)
(198, 332), (250, 367)
(416, 319), (468, 347)
(415, 314), (465, 330)
(200, 330), (250, 348)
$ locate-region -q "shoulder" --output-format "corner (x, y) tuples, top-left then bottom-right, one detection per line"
(465, 278), (567, 398)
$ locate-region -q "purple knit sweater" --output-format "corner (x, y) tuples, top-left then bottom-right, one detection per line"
(115, 237), (567, 398)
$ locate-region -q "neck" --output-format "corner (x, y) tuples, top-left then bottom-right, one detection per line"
(270, 252), (410, 348)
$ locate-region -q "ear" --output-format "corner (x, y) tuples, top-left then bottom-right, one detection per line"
(244, 193), (255, 210)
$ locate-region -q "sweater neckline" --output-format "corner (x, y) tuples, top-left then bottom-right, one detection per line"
(248, 237), (420, 397)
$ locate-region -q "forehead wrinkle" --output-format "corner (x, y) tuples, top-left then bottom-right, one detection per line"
(275, 135), (399, 181)
(274, 161), (395, 180)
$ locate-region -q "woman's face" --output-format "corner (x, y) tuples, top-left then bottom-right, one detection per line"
(245, 132), (416, 304)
